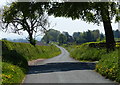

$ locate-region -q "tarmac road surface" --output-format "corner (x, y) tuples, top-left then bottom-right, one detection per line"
(23, 45), (118, 85)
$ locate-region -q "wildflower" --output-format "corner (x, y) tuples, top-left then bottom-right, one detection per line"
(109, 68), (113, 73)
(106, 69), (109, 72)
(12, 69), (14, 71)
(2, 74), (12, 79)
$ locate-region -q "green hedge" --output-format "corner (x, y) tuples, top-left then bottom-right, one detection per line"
(1, 40), (61, 84)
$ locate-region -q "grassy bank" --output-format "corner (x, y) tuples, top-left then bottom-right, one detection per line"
(2, 62), (25, 84)
(63, 42), (106, 61)
(63, 42), (120, 83)
(1, 40), (61, 84)
(96, 49), (120, 82)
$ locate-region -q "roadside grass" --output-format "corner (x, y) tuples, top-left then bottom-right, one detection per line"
(2, 62), (25, 85)
(96, 48), (120, 82)
(2, 40), (61, 61)
(63, 42), (106, 61)
(1, 40), (61, 84)
(63, 42), (120, 83)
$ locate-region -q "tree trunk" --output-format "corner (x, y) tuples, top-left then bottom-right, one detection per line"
(101, 9), (115, 52)
(46, 32), (49, 44)
(103, 20), (115, 52)
(28, 33), (36, 46)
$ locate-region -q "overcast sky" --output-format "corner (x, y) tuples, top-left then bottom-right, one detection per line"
(0, 0), (118, 40)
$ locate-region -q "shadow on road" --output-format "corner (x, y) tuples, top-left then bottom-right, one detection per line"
(27, 62), (96, 74)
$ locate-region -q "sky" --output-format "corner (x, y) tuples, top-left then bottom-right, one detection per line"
(0, 0), (119, 40)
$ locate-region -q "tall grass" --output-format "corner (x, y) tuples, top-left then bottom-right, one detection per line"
(2, 40), (61, 61)
(96, 48), (120, 82)
(2, 62), (25, 84)
(63, 42), (120, 83)
(63, 43), (106, 61)
(1, 40), (61, 84)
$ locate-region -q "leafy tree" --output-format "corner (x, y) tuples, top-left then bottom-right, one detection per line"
(113, 29), (120, 38)
(73, 32), (80, 44)
(92, 30), (100, 41)
(85, 30), (93, 42)
(99, 33), (105, 41)
(1, 2), (50, 46)
(41, 29), (60, 43)
(73, 30), (104, 44)
(63, 31), (73, 43)
(58, 33), (67, 45)
(48, 29), (61, 42)
(68, 36), (74, 43)
(48, 2), (120, 51)
(42, 31), (51, 44)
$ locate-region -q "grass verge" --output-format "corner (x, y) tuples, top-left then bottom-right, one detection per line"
(1, 40), (61, 84)
(95, 48), (120, 83)
(63, 42), (120, 83)
(2, 62), (25, 85)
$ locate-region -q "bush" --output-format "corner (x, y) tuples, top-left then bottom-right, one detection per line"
(89, 42), (106, 48)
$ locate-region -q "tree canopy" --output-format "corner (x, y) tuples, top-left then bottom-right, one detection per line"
(41, 29), (60, 43)
(41, 28), (106, 44)
(49, 2), (119, 24)
(1, 1), (120, 50)
(48, 2), (120, 51)
(58, 33), (67, 45)
(1, 2), (50, 46)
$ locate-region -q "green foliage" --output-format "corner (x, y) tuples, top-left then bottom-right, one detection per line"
(116, 42), (120, 48)
(49, 2), (120, 23)
(41, 29), (74, 44)
(73, 30), (105, 44)
(96, 48), (120, 82)
(2, 2), (50, 46)
(41, 29), (61, 43)
(2, 40), (61, 61)
(2, 62), (25, 84)
(41, 28), (119, 46)
(2, 40), (61, 84)
(113, 29), (120, 39)
(58, 34), (67, 45)
(49, 2), (119, 50)
(64, 42), (106, 61)
(63, 42), (120, 83)
(62, 32), (74, 43)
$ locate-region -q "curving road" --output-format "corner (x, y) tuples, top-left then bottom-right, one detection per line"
(23, 45), (117, 84)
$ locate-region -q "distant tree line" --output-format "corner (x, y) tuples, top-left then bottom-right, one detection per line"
(1, 38), (29, 43)
(113, 29), (120, 39)
(73, 30), (104, 44)
(41, 29), (120, 45)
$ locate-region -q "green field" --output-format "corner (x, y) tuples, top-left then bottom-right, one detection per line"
(1, 40), (61, 84)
